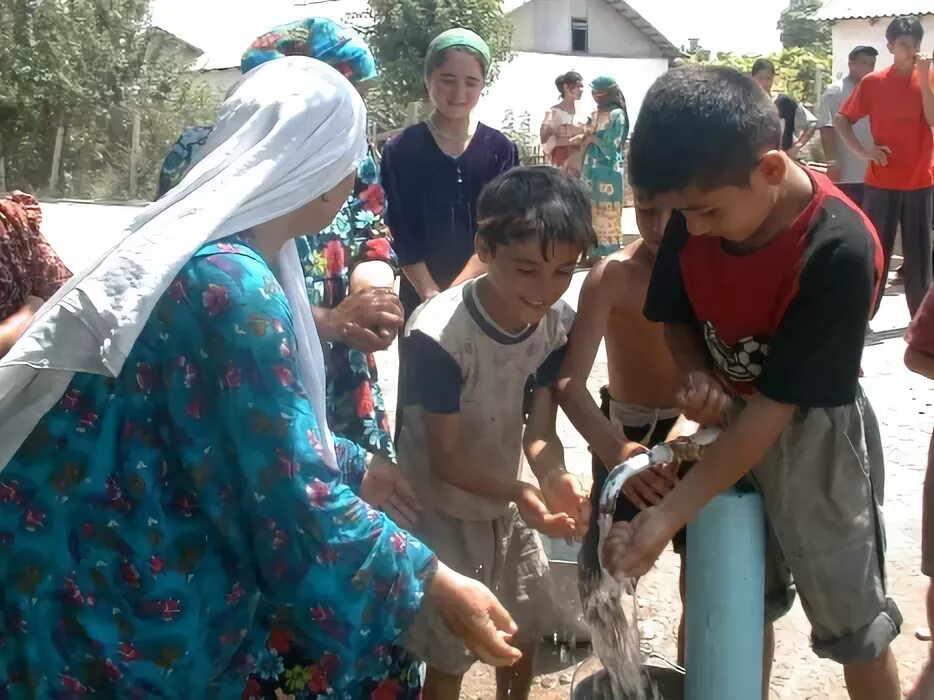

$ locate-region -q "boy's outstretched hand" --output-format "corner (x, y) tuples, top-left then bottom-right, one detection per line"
(541, 469), (591, 539)
(601, 506), (682, 579)
(516, 483), (578, 539)
(677, 371), (731, 427)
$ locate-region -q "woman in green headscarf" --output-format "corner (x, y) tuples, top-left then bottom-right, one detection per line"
(380, 28), (518, 441)
(581, 75), (630, 262)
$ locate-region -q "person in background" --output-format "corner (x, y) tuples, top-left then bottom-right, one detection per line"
(0, 56), (521, 698)
(906, 286), (934, 700)
(836, 15), (934, 318)
(0, 191), (71, 357)
(817, 45), (878, 206)
(540, 70), (586, 175)
(752, 58), (817, 159)
(580, 75), (629, 263)
(381, 27), (518, 437)
(397, 167), (593, 700)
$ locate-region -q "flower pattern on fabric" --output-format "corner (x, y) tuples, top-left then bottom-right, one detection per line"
(241, 18), (378, 85)
(156, 125), (214, 198)
(582, 108), (629, 261)
(295, 145), (397, 460)
(0, 237), (435, 699)
(0, 192), (71, 320)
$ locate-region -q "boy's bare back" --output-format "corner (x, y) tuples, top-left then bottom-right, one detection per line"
(594, 240), (682, 409)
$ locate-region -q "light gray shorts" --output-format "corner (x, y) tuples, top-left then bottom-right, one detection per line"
(749, 387), (902, 664)
(402, 502), (553, 676)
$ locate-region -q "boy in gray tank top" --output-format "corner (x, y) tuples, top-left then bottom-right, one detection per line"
(397, 167), (595, 699)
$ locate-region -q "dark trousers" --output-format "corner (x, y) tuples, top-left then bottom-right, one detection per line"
(863, 186), (933, 317)
(837, 182), (865, 211)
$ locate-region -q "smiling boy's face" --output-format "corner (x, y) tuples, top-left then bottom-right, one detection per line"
(478, 238), (582, 326)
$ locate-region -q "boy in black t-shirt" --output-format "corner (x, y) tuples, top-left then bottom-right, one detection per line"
(602, 66), (902, 700)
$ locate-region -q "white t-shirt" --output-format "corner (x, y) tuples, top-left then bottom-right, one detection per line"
(818, 77), (874, 185)
(397, 279), (575, 521)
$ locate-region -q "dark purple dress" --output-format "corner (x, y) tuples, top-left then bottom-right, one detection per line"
(381, 121), (518, 437)
(381, 122), (519, 319)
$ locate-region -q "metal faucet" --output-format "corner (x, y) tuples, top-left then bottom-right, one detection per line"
(598, 427), (721, 517)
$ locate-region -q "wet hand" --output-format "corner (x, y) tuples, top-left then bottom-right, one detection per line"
(329, 287), (404, 352)
(621, 464), (679, 511)
(677, 371), (731, 427)
(601, 506), (680, 580)
(516, 483), (577, 539)
(431, 564), (523, 667)
(360, 455), (422, 529)
(541, 470), (591, 539)
(868, 145), (891, 167)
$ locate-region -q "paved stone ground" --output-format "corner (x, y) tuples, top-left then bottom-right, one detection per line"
(42, 202), (934, 699)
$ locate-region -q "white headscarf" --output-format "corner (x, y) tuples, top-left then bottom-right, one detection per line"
(0, 56), (367, 471)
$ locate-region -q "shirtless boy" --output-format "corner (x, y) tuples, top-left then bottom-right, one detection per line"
(557, 195), (696, 661)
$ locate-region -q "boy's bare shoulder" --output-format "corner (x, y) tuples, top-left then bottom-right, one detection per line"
(585, 241), (653, 307)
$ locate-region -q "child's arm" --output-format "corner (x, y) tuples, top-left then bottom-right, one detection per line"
(557, 261), (644, 468)
(906, 347), (934, 380)
(425, 410), (575, 538)
(906, 287), (934, 379)
(524, 385), (590, 536)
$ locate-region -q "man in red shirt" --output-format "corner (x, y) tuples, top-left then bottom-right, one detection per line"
(836, 15), (934, 317)
(906, 287), (934, 699)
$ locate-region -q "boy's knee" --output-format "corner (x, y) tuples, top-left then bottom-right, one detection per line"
(812, 598), (902, 665)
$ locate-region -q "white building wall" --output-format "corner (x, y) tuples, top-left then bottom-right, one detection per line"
(830, 16), (934, 79)
(510, 0), (665, 58)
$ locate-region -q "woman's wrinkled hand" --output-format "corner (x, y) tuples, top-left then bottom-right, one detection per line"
(325, 287), (404, 352)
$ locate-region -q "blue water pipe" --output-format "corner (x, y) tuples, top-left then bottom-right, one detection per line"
(685, 488), (766, 700)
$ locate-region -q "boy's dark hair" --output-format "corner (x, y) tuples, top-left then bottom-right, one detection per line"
(886, 15), (924, 44)
(751, 58), (775, 76)
(629, 65), (781, 196)
(477, 166), (595, 258)
(555, 71), (583, 95)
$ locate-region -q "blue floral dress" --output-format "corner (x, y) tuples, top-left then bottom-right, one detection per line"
(296, 145), (396, 460)
(0, 236), (435, 699)
(159, 136), (396, 462)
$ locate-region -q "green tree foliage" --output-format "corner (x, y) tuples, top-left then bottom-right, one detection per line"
(688, 47), (831, 106)
(364, 0), (512, 130)
(0, 0), (216, 199)
(778, 0), (831, 52)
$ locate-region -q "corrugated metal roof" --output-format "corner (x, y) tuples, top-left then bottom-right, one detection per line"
(817, 0), (934, 21)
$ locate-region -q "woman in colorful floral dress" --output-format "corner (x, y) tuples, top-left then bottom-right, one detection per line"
(0, 56), (520, 700)
(159, 17), (399, 460)
(580, 75), (630, 262)
(159, 20), (431, 698)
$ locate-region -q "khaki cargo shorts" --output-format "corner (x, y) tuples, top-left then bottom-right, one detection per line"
(403, 502), (553, 676)
(751, 387), (902, 664)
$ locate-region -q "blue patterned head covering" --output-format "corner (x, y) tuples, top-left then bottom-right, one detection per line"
(241, 17), (378, 85)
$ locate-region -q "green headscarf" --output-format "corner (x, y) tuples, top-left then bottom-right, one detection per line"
(590, 75), (618, 92)
(425, 28), (492, 78)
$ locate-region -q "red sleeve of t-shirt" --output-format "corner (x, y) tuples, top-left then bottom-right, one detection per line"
(839, 76), (872, 123)
(907, 287), (934, 356)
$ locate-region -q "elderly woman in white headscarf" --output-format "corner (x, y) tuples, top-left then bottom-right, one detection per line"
(0, 57), (519, 698)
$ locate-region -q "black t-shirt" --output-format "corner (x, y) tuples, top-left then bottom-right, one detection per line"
(644, 170), (883, 408)
(775, 94), (799, 151)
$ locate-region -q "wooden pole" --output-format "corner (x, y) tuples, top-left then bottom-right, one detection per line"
(49, 116), (65, 196)
(0, 132), (6, 193)
(129, 112), (142, 198)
